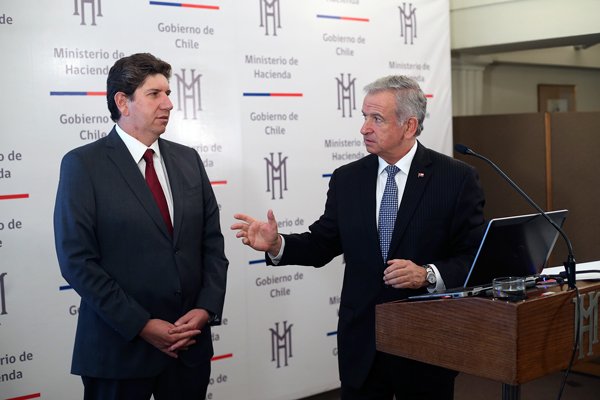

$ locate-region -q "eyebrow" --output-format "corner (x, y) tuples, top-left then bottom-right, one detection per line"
(362, 110), (383, 118)
(145, 88), (170, 94)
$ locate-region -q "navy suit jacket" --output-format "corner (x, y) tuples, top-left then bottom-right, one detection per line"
(273, 142), (485, 387)
(54, 129), (228, 378)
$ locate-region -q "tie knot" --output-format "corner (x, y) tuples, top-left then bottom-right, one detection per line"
(385, 165), (399, 178)
(143, 149), (155, 164)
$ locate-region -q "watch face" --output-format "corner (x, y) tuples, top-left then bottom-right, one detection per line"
(426, 268), (436, 284)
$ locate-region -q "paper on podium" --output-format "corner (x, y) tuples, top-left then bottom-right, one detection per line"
(542, 260), (600, 280)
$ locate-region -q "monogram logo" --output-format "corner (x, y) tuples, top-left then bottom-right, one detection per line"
(270, 321), (293, 368)
(174, 69), (203, 120)
(265, 152), (288, 200)
(574, 290), (600, 359)
(73, 0), (103, 26)
(398, 2), (417, 45)
(335, 73), (357, 118)
(259, 0), (282, 36)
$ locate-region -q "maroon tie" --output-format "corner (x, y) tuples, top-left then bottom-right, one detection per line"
(142, 149), (173, 236)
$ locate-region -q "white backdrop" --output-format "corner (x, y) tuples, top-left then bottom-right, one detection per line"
(0, 1), (452, 399)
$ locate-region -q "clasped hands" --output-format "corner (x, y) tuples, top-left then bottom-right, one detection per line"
(140, 308), (210, 358)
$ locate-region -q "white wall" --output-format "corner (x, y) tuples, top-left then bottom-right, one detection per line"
(481, 63), (600, 115)
(450, 0), (600, 51)
(449, 0), (600, 116)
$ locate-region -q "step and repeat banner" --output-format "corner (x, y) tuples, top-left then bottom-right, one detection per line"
(0, 1), (452, 399)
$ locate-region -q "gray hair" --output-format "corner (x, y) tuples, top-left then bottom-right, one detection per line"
(364, 75), (427, 136)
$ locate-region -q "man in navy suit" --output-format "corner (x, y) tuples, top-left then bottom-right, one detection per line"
(54, 53), (228, 399)
(232, 76), (485, 399)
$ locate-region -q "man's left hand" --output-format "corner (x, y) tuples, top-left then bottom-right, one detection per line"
(167, 309), (210, 352)
(383, 259), (427, 289)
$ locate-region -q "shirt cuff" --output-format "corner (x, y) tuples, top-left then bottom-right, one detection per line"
(267, 235), (285, 265)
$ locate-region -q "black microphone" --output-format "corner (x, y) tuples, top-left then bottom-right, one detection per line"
(454, 143), (576, 289)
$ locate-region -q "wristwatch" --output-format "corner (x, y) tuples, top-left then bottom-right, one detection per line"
(424, 264), (436, 287)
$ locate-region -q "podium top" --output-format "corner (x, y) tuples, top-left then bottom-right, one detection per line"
(376, 281), (600, 385)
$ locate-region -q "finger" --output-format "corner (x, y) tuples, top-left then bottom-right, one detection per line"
(383, 265), (403, 277)
(171, 321), (188, 330)
(233, 213), (254, 224)
(173, 316), (190, 327)
(383, 273), (396, 285)
(169, 325), (201, 335)
(177, 339), (197, 350)
(230, 222), (246, 231)
(267, 209), (277, 225)
(169, 337), (197, 352)
(162, 349), (179, 358)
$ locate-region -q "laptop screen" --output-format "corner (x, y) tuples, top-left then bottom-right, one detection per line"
(463, 210), (568, 288)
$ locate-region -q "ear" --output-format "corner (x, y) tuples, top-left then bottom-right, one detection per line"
(114, 92), (130, 117)
(404, 117), (419, 139)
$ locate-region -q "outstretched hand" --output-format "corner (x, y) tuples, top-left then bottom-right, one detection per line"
(231, 209), (281, 256)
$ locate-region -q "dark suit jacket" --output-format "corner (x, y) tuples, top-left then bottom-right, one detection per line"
(273, 142), (485, 387)
(54, 128), (228, 379)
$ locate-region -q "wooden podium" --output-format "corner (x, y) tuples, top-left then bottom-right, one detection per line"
(376, 282), (600, 400)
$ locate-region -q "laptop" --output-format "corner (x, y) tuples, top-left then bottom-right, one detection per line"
(407, 209), (568, 301)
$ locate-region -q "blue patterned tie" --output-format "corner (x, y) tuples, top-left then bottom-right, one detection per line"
(379, 165), (400, 262)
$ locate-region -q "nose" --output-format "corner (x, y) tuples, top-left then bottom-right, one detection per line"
(360, 118), (371, 135)
(163, 94), (173, 111)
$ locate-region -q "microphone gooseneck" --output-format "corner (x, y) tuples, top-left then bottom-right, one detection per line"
(454, 143), (576, 289)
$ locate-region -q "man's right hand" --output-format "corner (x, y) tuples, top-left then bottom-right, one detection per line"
(139, 319), (200, 358)
(231, 209), (281, 256)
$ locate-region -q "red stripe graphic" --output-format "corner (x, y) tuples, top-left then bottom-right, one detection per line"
(210, 180), (228, 186)
(270, 93), (303, 97)
(6, 393), (41, 400)
(340, 17), (369, 22)
(181, 3), (219, 9)
(211, 353), (233, 361)
(0, 193), (29, 200)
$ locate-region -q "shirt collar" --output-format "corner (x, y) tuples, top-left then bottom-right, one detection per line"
(115, 124), (161, 163)
(377, 140), (418, 176)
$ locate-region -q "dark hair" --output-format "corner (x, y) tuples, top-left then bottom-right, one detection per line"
(364, 75), (427, 136)
(106, 53), (172, 122)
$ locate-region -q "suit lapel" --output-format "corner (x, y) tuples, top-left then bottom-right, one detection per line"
(361, 155), (380, 256)
(159, 140), (183, 243)
(388, 142), (432, 256)
(105, 129), (172, 240)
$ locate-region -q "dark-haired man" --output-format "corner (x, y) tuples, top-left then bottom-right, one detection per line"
(54, 53), (228, 399)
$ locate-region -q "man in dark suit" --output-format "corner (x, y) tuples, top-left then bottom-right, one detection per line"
(54, 53), (228, 399)
(231, 75), (485, 399)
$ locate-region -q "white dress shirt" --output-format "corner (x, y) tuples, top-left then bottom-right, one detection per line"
(115, 124), (174, 222)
